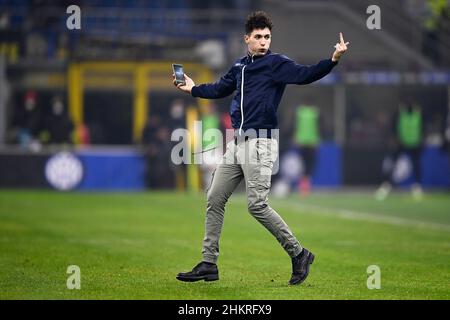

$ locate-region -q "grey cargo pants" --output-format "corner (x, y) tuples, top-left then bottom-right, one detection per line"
(202, 137), (303, 264)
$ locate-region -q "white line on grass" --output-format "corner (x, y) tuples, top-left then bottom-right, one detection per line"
(274, 199), (450, 233)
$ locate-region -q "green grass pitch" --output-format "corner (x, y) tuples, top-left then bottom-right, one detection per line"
(0, 190), (449, 299)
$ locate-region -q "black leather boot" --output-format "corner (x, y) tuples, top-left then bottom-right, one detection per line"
(289, 248), (315, 285)
(176, 262), (219, 282)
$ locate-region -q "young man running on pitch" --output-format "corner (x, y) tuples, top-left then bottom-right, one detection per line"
(173, 11), (349, 285)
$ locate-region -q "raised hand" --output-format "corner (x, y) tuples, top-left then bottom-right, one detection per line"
(332, 32), (350, 62)
(173, 73), (195, 94)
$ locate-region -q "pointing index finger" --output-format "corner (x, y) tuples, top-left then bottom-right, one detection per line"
(340, 32), (344, 44)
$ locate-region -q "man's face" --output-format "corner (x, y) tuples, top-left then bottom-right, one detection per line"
(245, 27), (271, 56)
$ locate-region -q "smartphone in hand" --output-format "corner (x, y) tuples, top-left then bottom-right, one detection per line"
(172, 63), (186, 86)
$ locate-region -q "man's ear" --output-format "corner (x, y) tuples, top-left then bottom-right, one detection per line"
(244, 34), (249, 44)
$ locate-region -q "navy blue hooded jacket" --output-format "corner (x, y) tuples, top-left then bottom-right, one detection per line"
(191, 49), (338, 132)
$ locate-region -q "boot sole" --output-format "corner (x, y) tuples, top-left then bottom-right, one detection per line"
(176, 274), (219, 282)
(289, 253), (315, 285)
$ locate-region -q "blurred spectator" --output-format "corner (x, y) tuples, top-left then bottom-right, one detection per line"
(169, 99), (185, 129)
(73, 122), (90, 146)
(142, 114), (161, 189)
(153, 126), (174, 190)
(424, 0), (449, 31)
(294, 103), (321, 196)
(142, 115), (161, 147)
(0, 11), (10, 30)
(422, 0), (450, 63)
(142, 114), (176, 190)
(42, 95), (74, 144)
(376, 101), (425, 200)
(10, 90), (42, 150)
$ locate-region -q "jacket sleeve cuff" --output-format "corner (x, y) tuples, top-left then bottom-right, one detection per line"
(191, 86), (199, 97)
(331, 58), (339, 66)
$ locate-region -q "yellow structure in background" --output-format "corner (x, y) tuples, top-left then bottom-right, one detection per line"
(68, 61), (212, 192)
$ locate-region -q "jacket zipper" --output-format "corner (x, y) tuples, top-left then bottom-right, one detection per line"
(239, 55), (254, 136)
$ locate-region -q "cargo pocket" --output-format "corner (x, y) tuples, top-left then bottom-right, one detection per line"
(248, 179), (271, 205)
(256, 139), (277, 168)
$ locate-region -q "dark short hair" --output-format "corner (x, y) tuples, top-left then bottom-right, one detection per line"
(245, 11), (273, 35)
